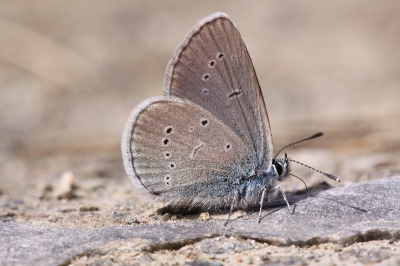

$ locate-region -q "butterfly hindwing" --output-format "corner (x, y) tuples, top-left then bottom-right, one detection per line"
(121, 97), (256, 208)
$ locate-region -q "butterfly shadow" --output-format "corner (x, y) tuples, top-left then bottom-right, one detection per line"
(156, 181), (367, 223)
(257, 181), (368, 223)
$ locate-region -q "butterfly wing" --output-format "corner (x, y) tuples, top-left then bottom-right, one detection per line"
(121, 97), (256, 209)
(163, 12), (273, 170)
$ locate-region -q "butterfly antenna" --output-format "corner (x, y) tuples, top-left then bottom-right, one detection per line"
(290, 173), (308, 192)
(273, 132), (324, 160)
(288, 156), (340, 182)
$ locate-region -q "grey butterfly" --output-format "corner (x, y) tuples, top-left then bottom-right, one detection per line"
(121, 12), (339, 224)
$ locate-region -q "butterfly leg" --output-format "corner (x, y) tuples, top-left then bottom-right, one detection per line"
(224, 190), (239, 226)
(258, 186), (267, 223)
(269, 185), (291, 213)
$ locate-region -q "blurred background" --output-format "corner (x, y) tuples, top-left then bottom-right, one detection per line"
(1, 1), (399, 203)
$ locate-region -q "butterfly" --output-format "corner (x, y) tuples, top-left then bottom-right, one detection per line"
(121, 12), (339, 225)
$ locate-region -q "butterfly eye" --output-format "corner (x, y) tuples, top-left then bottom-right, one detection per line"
(275, 161), (283, 176)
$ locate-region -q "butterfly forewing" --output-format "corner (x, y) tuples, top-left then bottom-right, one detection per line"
(121, 97), (256, 208)
(164, 12), (273, 169)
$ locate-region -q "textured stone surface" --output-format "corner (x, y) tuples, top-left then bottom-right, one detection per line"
(1, 176), (399, 265)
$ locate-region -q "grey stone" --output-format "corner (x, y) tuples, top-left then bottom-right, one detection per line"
(1, 176), (400, 265)
(194, 237), (256, 255)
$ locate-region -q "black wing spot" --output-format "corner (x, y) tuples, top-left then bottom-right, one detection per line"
(217, 53), (224, 59)
(208, 60), (215, 68)
(201, 119), (209, 126)
(170, 163), (175, 169)
(228, 90), (242, 98)
(225, 144), (231, 150)
(163, 139), (169, 145)
(203, 73), (210, 81)
(165, 127), (173, 134)
(202, 88), (208, 94)
(165, 175), (171, 185)
(165, 152), (171, 159)
(231, 55), (235, 59)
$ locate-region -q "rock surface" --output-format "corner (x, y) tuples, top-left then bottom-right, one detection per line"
(1, 176), (400, 265)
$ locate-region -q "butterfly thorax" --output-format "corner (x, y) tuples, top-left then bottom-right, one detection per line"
(240, 155), (290, 206)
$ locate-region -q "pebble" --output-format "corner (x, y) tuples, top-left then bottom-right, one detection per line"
(53, 171), (75, 200)
(79, 206), (99, 212)
(126, 217), (140, 225)
(199, 212), (211, 221)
